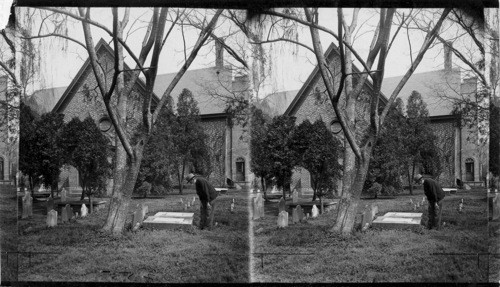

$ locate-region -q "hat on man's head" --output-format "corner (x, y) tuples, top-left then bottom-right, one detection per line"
(186, 173), (196, 183)
(414, 174), (423, 182)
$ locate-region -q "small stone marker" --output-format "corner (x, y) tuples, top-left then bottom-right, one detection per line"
(271, 185), (278, 194)
(61, 206), (69, 223)
(22, 193), (31, 219)
(187, 201), (191, 208)
(192, 196), (196, 206)
(371, 205), (378, 220)
(278, 197), (286, 214)
(361, 208), (373, 229)
(141, 204), (148, 220)
(458, 202), (463, 213)
(257, 193), (264, 218)
(230, 199), (235, 213)
(81, 204), (88, 217)
(292, 207), (299, 224)
(311, 205), (319, 218)
(292, 190), (298, 203)
(252, 197), (260, 220)
(65, 204), (73, 221)
(46, 196), (54, 214)
(46, 210), (57, 227)
(416, 202), (420, 209)
(277, 211), (288, 228)
(297, 205), (304, 222)
(132, 209), (142, 230)
(61, 188), (68, 202)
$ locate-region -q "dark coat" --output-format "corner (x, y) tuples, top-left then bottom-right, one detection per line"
(423, 178), (445, 202)
(195, 176), (218, 202)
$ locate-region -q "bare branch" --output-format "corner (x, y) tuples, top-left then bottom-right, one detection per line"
(250, 37), (314, 54)
(21, 33), (86, 49)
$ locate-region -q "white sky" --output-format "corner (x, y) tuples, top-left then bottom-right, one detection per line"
(18, 8), (478, 95)
(0, 0), (12, 30)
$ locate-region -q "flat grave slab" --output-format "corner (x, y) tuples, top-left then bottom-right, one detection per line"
(372, 212), (422, 230)
(215, 188), (228, 194)
(443, 188), (457, 194)
(143, 212), (194, 230)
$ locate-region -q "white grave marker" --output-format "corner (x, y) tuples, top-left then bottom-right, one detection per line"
(311, 205), (319, 218)
(81, 204), (88, 217)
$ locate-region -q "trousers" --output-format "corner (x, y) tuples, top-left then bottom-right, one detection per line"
(427, 200), (443, 229)
(200, 198), (217, 229)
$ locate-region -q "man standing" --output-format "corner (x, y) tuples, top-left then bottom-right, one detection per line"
(415, 174), (446, 229)
(186, 173), (218, 230)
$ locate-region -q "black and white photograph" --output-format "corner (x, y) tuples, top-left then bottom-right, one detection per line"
(0, 1), (499, 284)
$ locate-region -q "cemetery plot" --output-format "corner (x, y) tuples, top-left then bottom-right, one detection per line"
(372, 212), (423, 230)
(142, 212), (194, 230)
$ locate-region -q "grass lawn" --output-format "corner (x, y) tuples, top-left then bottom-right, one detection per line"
(16, 188), (250, 283)
(251, 188), (489, 283)
(0, 184), (18, 284)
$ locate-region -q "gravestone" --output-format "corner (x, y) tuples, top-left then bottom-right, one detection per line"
(361, 208), (373, 229)
(252, 197), (260, 220)
(306, 213), (310, 220)
(65, 204), (73, 221)
(278, 197), (286, 214)
(297, 205), (304, 222)
(61, 188), (68, 202)
(141, 204), (148, 220)
(22, 193), (31, 219)
(371, 205), (378, 220)
(27, 195), (33, 217)
(46, 196), (54, 214)
(311, 205), (319, 218)
(46, 210), (57, 227)
(292, 190), (298, 203)
(61, 206), (69, 223)
(372, 212), (423, 230)
(143, 212), (194, 230)
(292, 207), (299, 224)
(187, 201), (191, 208)
(230, 199), (235, 213)
(271, 185), (278, 194)
(493, 194), (500, 220)
(191, 197), (196, 206)
(277, 211), (288, 228)
(256, 193), (264, 218)
(81, 204), (88, 217)
(132, 209), (142, 231)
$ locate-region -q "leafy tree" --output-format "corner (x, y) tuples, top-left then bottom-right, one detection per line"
(250, 106), (272, 196)
(172, 88), (210, 194)
(405, 91), (441, 193)
(61, 117), (111, 206)
(262, 115), (298, 199)
(35, 112), (65, 197)
(293, 119), (343, 201)
(18, 102), (39, 193)
(136, 95), (177, 195)
(366, 98), (407, 196)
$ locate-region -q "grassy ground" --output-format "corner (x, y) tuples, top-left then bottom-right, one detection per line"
(0, 184), (18, 284)
(17, 188), (249, 283)
(489, 192), (500, 283)
(251, 188), (489, 283)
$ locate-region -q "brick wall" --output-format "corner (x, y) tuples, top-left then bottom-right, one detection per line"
(200, 118), (226, 186)
(429, 120), (456, 186)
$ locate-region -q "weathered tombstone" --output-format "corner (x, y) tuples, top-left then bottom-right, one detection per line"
(371, 205), (379, 220)
(252, 197), (260, 220)
(464, 184), (471, 190)
(141, 204), (148, 220)
(187, 201), (191, 208)
(458, 202), (463, 213)
(292, 190), (298, 203)
(65, 204), (73, 221)
(297, 205), (304, 222)
(416, 202), (420, 209)
(361, 209), (372, 229)
(21, 193), (30, 219)
(256, 193), (264, 218)
(192, 196), (196, 206)
(311, 205), (319, 218)
(132, 209), (142, 230)
(277, 211), (288, 228)
(306, 213), (310, 220)
(292, 207), (299, 224)
(278, 197), (286, 214)
(271, 185), (278, 194)
(61, 206), (69, 223)
(230, 199), (235, 213)
(46, 210), (57, 227)
(61, 188), (68, 202)
(46, 196), (54, 214)
(81, 204), (88, 217)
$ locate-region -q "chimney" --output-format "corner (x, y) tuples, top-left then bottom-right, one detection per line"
(215, 40), (224, 69)
(444, 41), (453, 71)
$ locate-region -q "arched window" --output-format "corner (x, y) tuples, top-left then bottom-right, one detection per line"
(0, 157), (4, 180)
(235, 157), (245, 182)
(465, 158), (474, 181)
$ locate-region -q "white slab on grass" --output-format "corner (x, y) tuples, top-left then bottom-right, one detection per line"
(154, 212), (194, 218)
(143, 213), (194, 230)
(372, 212), (422, 230)
(443, 188), (457, 194)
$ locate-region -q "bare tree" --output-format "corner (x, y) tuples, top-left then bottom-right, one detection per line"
(21, 7), (223, 235)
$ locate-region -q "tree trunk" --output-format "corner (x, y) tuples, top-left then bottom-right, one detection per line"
(407, 169), (413, 195)
(332, 146), (372, 235)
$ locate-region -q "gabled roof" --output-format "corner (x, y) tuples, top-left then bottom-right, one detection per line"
(284, 43), (388, 116)
(52, 39), (158, 113)
(258, 90), (298, 116)
(381, 68), (461, 117)
(153, 66), (233, 115)
(27, 86), (66, 114)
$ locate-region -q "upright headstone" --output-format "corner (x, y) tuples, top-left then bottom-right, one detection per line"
(292, 207), (299, 224)
(187, 201), (191, 208)
(252, 197), (260, 220)
(271, 185), (278, 194)
(65, 204), (73, 221)
(46, 196), (54, 214)
(278, 197), (286, 214)
(81, 204), (88, 217)
(27, 195), (33, 217)
(371, 205), (379, 220)
(141, 204), (148, 220)
(256, 193), (264, 218)
(21, 193), (30, 219)
(230, 199), (235, 213)
(311, 205), (319, 218)
(277, 211), (288, 228)
(46, 210), (57, 227)
(132, 208), (142, 230)
(297, 205), (304, 222)
(292, 190), (298, 203)
(61, 206), (69, 223)
(61, 188), (68, 202)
